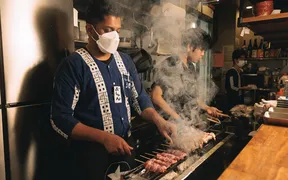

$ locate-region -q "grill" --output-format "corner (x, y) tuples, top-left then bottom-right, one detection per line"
(124, 128), (234, 180)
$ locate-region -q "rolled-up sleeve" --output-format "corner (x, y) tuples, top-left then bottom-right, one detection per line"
(50, 57), (82, 139)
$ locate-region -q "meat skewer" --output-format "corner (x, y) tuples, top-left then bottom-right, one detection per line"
(144, 159), (167, 173)
(143, 149), (188, 173)
(152, 158), (171, 167)
(152, 151), (180, 161)
(159, 152), (181, 161)
(156, 154), (177, 164)
(166, 149), (187, 159)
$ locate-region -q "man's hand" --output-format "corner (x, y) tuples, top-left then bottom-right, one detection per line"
(156, 119), (177, 144)
(141, 108), (177, 144)
(103, 133), (133, 156)
(206, 106), (222, 117)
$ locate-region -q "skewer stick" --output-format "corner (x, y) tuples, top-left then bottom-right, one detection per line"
(156, 148), (165, 151)
(145, 153), (155, 157)
(135, 158), (145, 164)
(161, 144), (170, 147)
(152, 151), (158, 154)
(140, 155), (151, 160)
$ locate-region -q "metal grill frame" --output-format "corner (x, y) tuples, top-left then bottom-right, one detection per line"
(123, 130), (234, 180)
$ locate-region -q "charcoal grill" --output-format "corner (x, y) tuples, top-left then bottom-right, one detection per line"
(124, 128), (234, 180)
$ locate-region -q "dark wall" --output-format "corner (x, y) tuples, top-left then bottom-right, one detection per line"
(212, 0), (238, 53)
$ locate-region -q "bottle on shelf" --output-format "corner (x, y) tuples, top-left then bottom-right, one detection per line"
(247, 39), (253, 58)
(252, 39), (258, 58)
(257, 39), (264, 58)
(264, 42), (270, 58)
(269, 43), (276, 57)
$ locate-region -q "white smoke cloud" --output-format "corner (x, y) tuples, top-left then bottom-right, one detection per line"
(117, 0), (219, 153)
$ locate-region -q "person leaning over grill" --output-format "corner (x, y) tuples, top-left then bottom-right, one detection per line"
(50, 0), (176, 179)
(150, 28), (222, 128)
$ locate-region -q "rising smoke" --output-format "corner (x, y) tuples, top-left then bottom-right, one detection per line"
(147, 0), (218, 153)
(115, 0), (219, 153)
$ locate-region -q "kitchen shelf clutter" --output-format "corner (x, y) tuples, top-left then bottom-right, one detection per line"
(238, 0), (288, 48)
(246, 57), (288, 61)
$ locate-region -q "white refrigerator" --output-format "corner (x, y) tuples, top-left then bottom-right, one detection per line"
(0, 0), (74, 179)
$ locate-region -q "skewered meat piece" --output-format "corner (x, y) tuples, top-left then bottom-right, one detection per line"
(166, 149), (187, 159)
(156, 154), (177, 164)
(152, 158), (171, 167)
(159, 152), (181, 161)
(144, 159), (167, 173)
(144, 150), (188, 173)
(202, 132), (216, 144)
(144, 159), (167, 169)
(208, 132), (216, 140)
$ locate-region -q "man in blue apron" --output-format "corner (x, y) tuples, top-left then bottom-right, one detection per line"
(50, 0), (176, 179)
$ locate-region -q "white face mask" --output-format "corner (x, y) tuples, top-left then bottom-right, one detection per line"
(237, 60), (246, 68)
(90, 26), (120, 54)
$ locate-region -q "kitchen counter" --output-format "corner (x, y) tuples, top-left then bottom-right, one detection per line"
(218, 124), (288, 180)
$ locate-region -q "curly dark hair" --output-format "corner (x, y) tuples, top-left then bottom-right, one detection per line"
(181, 28), (212, 51)
(85, 0), (123, 25)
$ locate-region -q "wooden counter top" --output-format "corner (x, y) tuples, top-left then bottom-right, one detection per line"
(219, 125), (288, 180)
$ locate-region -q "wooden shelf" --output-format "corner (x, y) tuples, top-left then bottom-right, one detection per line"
(239, 13), (288, 47)
(246, 57), (288, 61)
(242, 12), (288, 23)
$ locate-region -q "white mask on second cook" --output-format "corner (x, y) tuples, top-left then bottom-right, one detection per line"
(90, 26), (120, 54)
(237, 60), (246, 68)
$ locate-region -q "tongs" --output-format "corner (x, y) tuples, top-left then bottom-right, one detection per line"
(216, 112), (230, 118)
(206, 115), (221, 124)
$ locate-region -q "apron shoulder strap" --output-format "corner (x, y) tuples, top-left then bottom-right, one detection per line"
(75, 48), (115, 134)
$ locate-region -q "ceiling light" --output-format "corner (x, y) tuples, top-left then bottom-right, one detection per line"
(246, 6), (253, 9)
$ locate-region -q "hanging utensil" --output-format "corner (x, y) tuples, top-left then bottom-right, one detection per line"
(148, 28), (155, 49)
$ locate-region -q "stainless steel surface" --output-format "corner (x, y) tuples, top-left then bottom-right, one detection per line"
(124, 130), (233, 180)
(269, 112), (288, 119)
(1, 0), (74, 103)
(1, 1), (74, 179)
(175, 134), (234, 180)
(7, 104), (50, 180)
(264, 112), (288, 127)
(272, 107), (288, 114)
(0, 109), (6, 180)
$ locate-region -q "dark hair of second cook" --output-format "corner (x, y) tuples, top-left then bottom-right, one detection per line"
(181, 28), (212, 51)
(232, 49), (246, 64)
(85, 0), (122, 25)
